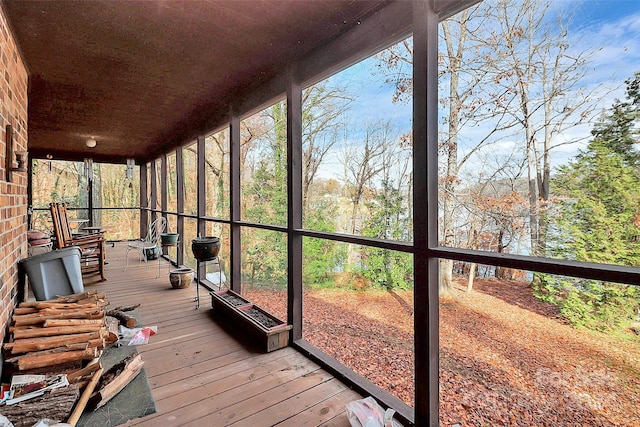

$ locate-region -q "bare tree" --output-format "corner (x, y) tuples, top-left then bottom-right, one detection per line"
(239, 83), (351, 216)
(301, 83), (352, 212)
(341, 120), (391, 234)
(486, 0), (600, 256)
(380, 9), (506, 296)
(377, 0), (602, 295)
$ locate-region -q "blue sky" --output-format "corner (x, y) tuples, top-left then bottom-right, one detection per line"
(571, 0), (640, 25)
(570, 1), (640, 82)
(310, 0), (640, 182)
(452, 0), (640, 174)
(541, 0), (640, 165)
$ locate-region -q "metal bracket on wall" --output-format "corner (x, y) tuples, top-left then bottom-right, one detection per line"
(5, 124), (27, 182)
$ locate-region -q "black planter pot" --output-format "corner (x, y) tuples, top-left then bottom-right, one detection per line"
(192, 236), (221, 261)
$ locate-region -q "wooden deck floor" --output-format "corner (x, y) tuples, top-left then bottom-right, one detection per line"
(91, 243), (361, 426)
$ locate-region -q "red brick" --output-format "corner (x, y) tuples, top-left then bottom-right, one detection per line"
(0, 6), (28, 337)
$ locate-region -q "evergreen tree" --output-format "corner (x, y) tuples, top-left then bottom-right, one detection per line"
(242, 103), (288, 288)
(537, 73), (640, 333)
(302, 198), (346, 287)
(360, 180), (413, 290)
(590, 71), (640, 167)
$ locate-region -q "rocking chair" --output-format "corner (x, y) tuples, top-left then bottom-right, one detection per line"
(50, 202), (106, 281)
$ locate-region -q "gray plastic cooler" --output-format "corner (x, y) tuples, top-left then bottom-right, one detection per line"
(20, 246), (84, 300)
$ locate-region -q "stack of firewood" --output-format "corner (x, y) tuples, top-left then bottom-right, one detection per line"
(4, 291), (112, 373)
(1, 291), (144, 426)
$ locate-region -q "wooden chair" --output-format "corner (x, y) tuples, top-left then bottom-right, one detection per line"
(49, 202), (106, 281)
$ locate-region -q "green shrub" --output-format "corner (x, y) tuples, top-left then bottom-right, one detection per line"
(534, 274), (639, 333)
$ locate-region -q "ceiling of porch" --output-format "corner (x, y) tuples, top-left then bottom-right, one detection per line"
(2, 0), (470, 165)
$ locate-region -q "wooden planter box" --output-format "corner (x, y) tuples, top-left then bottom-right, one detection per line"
(210, 290), (292, 352)
(211, 289), (252, 308)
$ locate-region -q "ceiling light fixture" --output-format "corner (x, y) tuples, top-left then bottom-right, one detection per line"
(86, 138), (97, 148)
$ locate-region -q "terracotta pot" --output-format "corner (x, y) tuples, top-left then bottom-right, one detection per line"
(169, 268), (193, 289)
(191, 236), (220, 261)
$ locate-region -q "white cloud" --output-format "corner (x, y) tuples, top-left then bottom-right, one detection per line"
(315, 1), (640, 186)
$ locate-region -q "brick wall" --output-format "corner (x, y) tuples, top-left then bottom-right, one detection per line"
(0, 6), (29, 344)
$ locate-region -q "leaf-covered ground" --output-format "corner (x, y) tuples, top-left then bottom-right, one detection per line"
(244, 278), (640, 426)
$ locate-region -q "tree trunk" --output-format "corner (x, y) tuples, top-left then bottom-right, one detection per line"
(439, 259), (455, 298)
(527, 137), (540, 257)
(438, 19), (467, 297)
(467, 262), (477, 293)
(495, 229), (507, 279)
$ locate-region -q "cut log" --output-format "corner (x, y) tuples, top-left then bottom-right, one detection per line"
(43, 318), (105, 328)
(77, 294), (108, 306)
(1, 384), (81, 427)
(68, 367), (104, 427)
(18, 347), (99, 370)
(104, 316), (120, 344)
(10, 318), (103, 332)
(8, 325), (39, 333)
(6, 342), (91, 363)
(89, 299), (110, 308)
(106, 310), (137, 328)
(19, 302), (98, 310)
(19, 291), (98, 305)
(13, 324), (103, 339)
(57, 291), (102, 303)
(108, 303), (141, 313)
(13, 307), (38, 315)
(17, 291), (106, 305)
(89, 353), (144, 410)
(38, 307), (103, 316)
(13, 309), (105, 326)
(6, 331), (102, 354)
(10, 339), (104, 363)
(89, 337), (106, 349)
(67, 360), (102, 383)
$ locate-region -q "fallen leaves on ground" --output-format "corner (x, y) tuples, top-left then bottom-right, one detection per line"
(245, 278), (640, 426)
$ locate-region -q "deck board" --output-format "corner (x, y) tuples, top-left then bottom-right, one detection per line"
(228, 378), (353, 427)
(86, 243), (360, 426)
(275, 388), (363, 427)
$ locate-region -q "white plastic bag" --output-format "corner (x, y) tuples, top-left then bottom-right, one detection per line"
(346, 396), (402, 427)
(118, 325), (157, 346)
